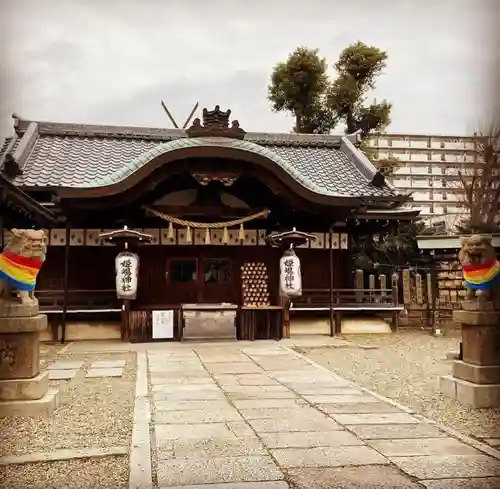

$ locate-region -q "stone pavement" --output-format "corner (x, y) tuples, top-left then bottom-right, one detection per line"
(130, 342), (500, 488)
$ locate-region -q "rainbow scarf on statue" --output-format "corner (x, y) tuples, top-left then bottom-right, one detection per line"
(0, 250), (43, 291)
(463, 259), (500, 291)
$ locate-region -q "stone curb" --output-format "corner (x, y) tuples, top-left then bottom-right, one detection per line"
(129, 351), (153, 489)
(0, 446), (128, 466)
(282, 345), (500, 461)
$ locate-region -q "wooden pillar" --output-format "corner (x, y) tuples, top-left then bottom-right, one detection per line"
(61, 223), (70, 344)
(329, 229), (335, 336)
(391, 273), (400, 332)
(282, 297), (291, 339)
(380, 274), (387, 301)
(121, 299), (130, 341)
(355, 269), (364, 302)
(368, 274), (375, 302)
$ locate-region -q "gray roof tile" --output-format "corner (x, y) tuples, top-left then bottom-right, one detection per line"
(0, 120), (406, 200)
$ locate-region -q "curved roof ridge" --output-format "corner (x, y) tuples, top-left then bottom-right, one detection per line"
(82, 136), (345, 197)
(13, 117), (348, 147)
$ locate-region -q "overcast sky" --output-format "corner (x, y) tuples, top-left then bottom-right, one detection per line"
(0, 0), (498, 140)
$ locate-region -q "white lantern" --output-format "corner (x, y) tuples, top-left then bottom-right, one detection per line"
(115, 251), (139, 300)
(279, 248), (302, 297)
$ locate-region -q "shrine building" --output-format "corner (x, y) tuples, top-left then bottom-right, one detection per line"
(0, 107), (418, 342)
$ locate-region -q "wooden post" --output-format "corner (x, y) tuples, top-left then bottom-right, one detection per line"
(368, 274), (375, 302)
(61, 223), (70, 344)
(380, 274), (387, 301)
(426, 269), (433, 329)
(391, 273), (400, 332)
(355, 269), (364, 302)
(329, 229), (335, 336)
(282, 297), (291, 339)
(121, 300), (130, 341)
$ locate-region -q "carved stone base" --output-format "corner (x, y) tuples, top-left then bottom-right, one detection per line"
(0, 371), (49, 401)
(0, 302), (39, 318)
(462, 299), (496, 312)
(441, 307), (500, 407)
(452, 360), (500, 385)
(460, 324), (500, 366)
(0, 314), (47, 380)
(439, 375), (500, 408)
(0, 387), (61, 417)
(453, 309), (499, 326)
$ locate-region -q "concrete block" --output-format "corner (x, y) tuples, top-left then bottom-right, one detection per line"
(86, 367), (123, 378)
(49, 369), (79, 380)
(0, 371), (48, 401)
(438, 375), (457, 400)
(455, 378), (500, 408)
(48, 361), (84, 370)
(91, 359), (126, 368)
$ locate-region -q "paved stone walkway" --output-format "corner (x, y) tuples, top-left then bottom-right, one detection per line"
(131, 342), (500, 488)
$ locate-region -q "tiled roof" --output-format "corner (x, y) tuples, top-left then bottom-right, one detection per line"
(0, 118), (407, 201)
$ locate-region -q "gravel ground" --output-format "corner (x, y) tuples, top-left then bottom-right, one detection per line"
(0, 457), (128, 489)
(298, 329), (500, 443)
(0, 350), (136, 489)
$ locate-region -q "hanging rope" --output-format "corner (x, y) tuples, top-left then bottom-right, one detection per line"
(143, 206), (270, 229)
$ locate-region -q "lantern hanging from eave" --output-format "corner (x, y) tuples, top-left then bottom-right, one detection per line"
(279, 248), (302, 298)
(115, 251), (139, 300)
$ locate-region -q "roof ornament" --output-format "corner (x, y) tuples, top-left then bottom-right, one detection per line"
(186, 105), (246, 140)
(160, 101), (199, 129)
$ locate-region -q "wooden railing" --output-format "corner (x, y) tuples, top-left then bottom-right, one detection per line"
(36, 289), (119, 312)
(291, 288), (399, 310)
(291, 287), (402, 335)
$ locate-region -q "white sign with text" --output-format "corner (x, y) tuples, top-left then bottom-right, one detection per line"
(152, 310), (174, 339)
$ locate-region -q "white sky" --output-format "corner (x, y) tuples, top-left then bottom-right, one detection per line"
(0, 0), (499, 139)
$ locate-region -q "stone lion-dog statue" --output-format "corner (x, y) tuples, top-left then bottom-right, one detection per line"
(458, 234), (500, 308)
(0, 229), (46, 307)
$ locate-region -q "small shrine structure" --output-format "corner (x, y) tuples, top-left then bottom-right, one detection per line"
(1, 106), (418, 342)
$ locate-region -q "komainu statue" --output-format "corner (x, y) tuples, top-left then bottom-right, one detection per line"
(458, 234), (500, 307)
(0, 229), (46, 307)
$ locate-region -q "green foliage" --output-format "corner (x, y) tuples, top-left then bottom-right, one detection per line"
(360, 140), (401, 176)
(268, 41), (391, 138)
(351, 221), (437, 272)
(268, 47), (333, 133)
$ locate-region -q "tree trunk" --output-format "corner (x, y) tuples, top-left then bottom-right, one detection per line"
(295, 113), (303, 133)
(346, 112), (357, 134)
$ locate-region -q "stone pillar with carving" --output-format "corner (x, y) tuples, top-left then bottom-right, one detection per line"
(0, 229), (60, 417)
(439, 235), (500, 408)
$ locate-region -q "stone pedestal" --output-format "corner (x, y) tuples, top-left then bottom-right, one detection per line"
(439, 303), (500, 408)
(0, 303), (60, 417)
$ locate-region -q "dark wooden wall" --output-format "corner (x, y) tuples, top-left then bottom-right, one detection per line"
(37, 247), (117, 291)
(36, 245), (351, 307)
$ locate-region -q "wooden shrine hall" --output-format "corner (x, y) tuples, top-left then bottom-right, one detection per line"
(0, 106), (418, 342)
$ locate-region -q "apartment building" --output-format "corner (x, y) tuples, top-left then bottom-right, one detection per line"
(365, 133), (478, 229)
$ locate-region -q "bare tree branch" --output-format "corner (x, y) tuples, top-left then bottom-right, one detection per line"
(454, 124), (500, 233)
